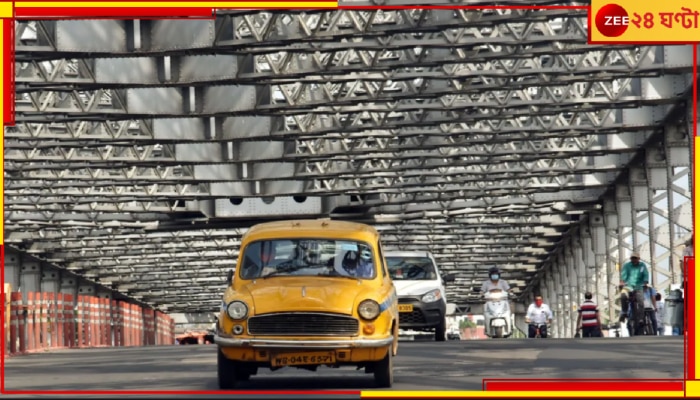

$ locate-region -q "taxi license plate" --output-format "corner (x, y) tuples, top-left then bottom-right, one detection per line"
(271, 351), (336, 367)
(398, 304), (413, 312)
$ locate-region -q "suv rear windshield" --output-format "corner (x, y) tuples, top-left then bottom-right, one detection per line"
(386, 257), (437, 281)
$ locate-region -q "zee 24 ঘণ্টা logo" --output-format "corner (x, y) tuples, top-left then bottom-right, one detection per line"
(594, 3), (700, 38)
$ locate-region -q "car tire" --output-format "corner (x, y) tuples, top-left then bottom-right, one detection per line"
(435, 317), (446, 342)
(374, 346), (394, 388)
(217, 348), (239, 389)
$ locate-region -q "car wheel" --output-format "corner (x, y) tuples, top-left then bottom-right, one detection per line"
(435, 317), (446, 342)
(374, 346), (394, 388)
(217, 348), (239, 389)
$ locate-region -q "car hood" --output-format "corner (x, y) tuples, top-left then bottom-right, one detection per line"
(393, 280), (441, 297)
(243, 277), (362, 315)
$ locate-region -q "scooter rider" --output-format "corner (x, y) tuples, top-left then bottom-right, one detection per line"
(525, 295), (553, 338)
(618, 252), (649, 324)
(481, 266), (512, 295)
(481, 266), (514, 338)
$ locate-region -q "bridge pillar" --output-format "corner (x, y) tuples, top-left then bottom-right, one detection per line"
(573, 228), (588, 336)
(589, 213), (614, 327)
(554, 254), (567, 339)
(559, 249), (573, 338)
(604, 196), (622, 322)
(663, 119), (693, 285)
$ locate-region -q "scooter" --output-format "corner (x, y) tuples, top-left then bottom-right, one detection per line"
(483, 289), (512, 338)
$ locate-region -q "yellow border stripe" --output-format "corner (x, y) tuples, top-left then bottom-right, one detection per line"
(0, 2), (11, 18)
(361, 391), (684, 398)
(688, 380), (700, 397)
(15, 2), (338, 7)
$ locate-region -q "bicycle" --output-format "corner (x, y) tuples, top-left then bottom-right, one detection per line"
(625, 289), (650, 336)
(641, 308), (656, 336)
(529, 323), (549, 338)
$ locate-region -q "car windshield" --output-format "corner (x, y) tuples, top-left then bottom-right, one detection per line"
(386, 257), (437, 281)
(238, 239), (376, 280)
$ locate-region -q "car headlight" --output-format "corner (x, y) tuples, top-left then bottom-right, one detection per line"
(226, 301), (248, 320)
(421, 289), (442, 303)
(358, 300), (380, 321)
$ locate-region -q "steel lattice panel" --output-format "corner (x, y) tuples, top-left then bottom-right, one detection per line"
(5, 4), (696, 313)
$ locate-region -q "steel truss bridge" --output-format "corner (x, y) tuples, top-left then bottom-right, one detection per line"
(4, 1), (695, 338)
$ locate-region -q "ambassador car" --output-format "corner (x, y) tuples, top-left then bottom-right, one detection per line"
(215, 219), (399, 389)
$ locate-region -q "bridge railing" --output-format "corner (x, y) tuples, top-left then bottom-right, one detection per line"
(5, 291), (174, 356)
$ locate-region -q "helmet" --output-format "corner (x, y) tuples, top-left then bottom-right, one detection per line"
(488, 266), (500, 275)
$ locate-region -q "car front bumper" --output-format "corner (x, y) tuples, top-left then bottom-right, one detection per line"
(398, 296), (446, 329)
(214, 335), (394, 349)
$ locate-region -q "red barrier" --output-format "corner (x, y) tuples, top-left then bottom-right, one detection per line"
(10, 293), (20, 354)
(76, 295), (84, 347)
(64, 294), (74, 348)
(102, 298), (110, 347)
(91, 297), (98, 347)
(6, 291), (174, 355)
(49, 292), (57, 348)
(97, 298), (104, 347)
(137, 305), (143, 346)
(114, 300), (122, 347)
(27, 292), (36, 352)
(124, 302), (131, 347)
(56, 293), (64, 349)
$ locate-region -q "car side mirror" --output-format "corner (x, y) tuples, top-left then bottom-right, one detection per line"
(226, 269), (234, 286)
(442, 273), (456, 284)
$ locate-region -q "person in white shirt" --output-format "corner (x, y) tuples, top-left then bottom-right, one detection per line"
(481, 266), (512, 294)
(655, 292), (665, 335)
(525, 295), (554, 338)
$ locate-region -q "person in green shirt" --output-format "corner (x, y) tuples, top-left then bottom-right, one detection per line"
(618, 252), (649, 324)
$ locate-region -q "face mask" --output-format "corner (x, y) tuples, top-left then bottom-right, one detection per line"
(535, 300), (543, 307)
(490, 274), (499, 280)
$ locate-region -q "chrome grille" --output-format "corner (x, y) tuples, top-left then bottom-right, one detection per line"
(247, 313), (359, 336)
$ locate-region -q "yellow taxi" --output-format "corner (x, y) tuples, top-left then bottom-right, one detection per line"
(215, 219), (399, 389)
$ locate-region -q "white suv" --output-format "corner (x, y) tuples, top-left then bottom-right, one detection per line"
(384, 251), (455, 341)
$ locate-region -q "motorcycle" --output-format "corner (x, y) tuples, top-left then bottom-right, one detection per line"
(483, 289), (513, 338)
